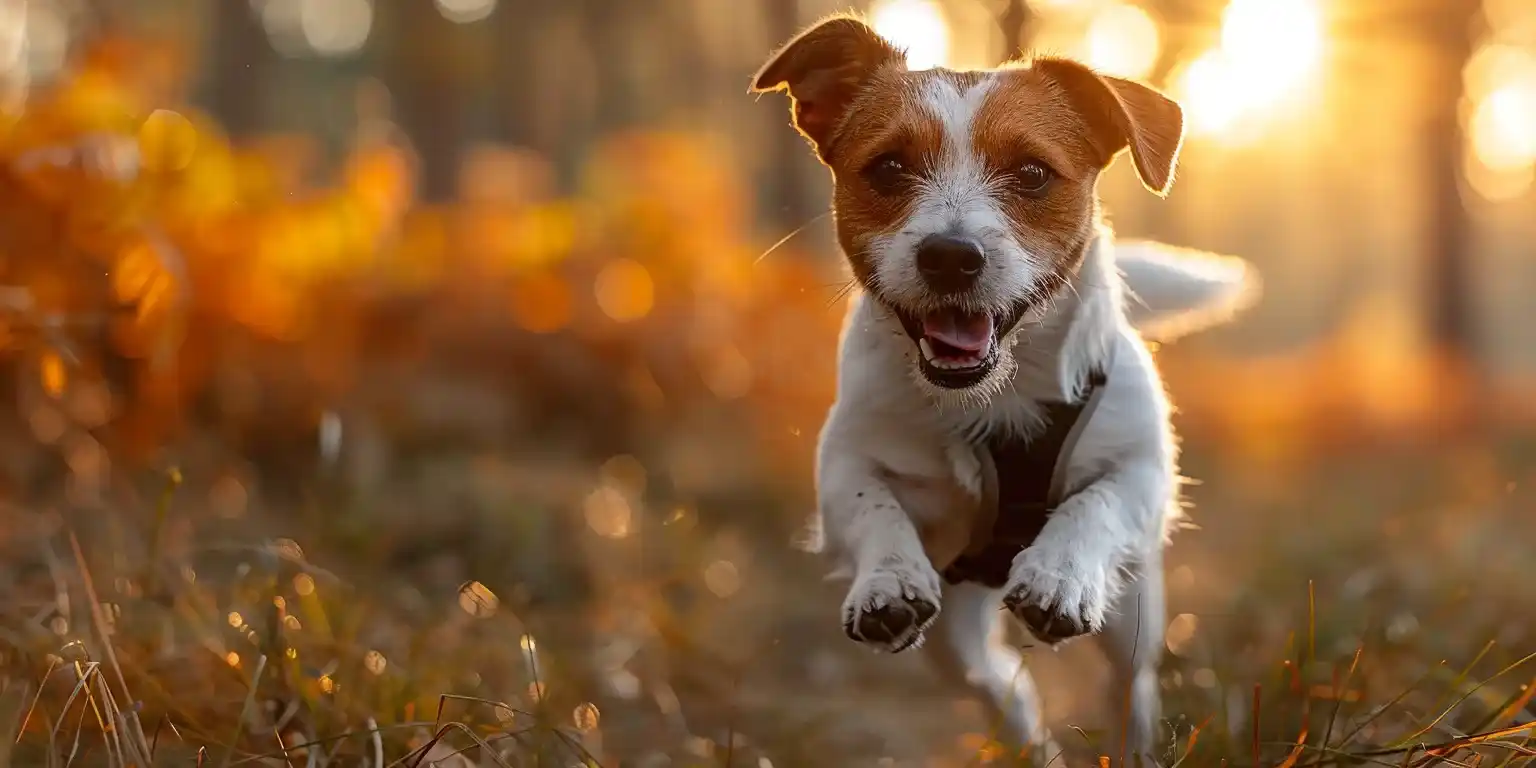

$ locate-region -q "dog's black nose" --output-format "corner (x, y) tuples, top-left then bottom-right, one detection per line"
(915, 234), (985, 294)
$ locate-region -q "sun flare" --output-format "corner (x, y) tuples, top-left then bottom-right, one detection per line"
(869, 0), (951, 71)
(1175, 0), (1324, 140)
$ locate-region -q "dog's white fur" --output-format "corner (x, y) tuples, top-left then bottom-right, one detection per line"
(805, 78), (1257, 764)
(813, 236), (1249, 762)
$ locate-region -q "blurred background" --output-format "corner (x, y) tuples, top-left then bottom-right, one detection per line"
(1, 0), (1535, 765)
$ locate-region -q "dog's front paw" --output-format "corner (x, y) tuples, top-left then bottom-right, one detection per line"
(1002, 545), (1111, 645)
(842, 564), (941, 653)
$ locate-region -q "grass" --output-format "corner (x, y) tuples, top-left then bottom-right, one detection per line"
(2, 433), (1535, 767)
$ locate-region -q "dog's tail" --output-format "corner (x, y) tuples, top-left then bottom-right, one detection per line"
(1117, 240), (1261, 341)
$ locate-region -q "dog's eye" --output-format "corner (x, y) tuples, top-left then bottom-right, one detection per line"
(863, 153), (910, 194)
(1012, 161), (1054, 197)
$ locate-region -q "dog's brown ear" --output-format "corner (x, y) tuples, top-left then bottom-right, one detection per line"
(751, 15), (905, 162)
(1032, 58), (1185, 196)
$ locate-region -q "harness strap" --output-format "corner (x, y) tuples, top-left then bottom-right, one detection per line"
(940, 347), (1116, 588)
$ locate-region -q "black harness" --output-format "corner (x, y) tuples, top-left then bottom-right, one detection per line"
(940, 363), (1112, 589)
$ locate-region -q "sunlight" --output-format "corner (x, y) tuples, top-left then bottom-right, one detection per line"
(1083, 2), (1161, 81)
(1220, 0), (1323, 98)
(869, 0), (951, 71)
(1470, 82), (1536, 171)
(1174, 51), (1246, 136)
(1462, 41), (1536, 200)
(1174, 0), (1324, 139)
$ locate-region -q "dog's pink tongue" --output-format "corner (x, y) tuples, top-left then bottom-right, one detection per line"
(922, 309), (993, 352)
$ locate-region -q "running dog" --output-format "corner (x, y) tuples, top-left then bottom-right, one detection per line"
(752, 15), (1259, 764)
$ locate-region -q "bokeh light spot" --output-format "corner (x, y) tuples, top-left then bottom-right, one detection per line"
(364, 650), (387, 675)
(458, 581), (499, 618)
(572, 702), (601, 733)
(583, 485), (633, 539)
(435, 0), (496, 24)
(599, 454), (647, 495)
(299, 0), (373, 57)
(1469, 82), (1536, 172)
(869, 0), (950, 71)
(39, 353), (66, 398)
(594, 258), (654, 322)
(138, 110), (197, 173)
(1165, 613), (1199, 657)
(1083, 2), (1160, 81)
(703, 560), (741, 598)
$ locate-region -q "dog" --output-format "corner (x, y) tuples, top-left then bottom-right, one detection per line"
(751, 15), (1259, 765)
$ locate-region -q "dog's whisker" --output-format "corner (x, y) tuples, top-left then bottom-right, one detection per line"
(754, 209), (833, 264)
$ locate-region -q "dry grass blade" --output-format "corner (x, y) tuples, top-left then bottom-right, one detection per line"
(1466, 675), (1536, 736)
(552, 728), (604, 767)
(1393, 650), (1536, 749)
(367, 716), (383, 767)
(1311, 644), (1366, 767)
(218, 654), (268, 768)
(65, 531), (154, 763)
(392, 722), (513, 768)
(17, 658), (60, 746)
(1336, 665), (1446, 749)
(434, 728), (542, 765)
(0, 682), (29, 768)
(227, 721), (437, 765)
(433, 694), (534, 723)
(1171, 714), (1215, 766)
(1275, 690), (1311, 768)
(46, 662), (100, 751)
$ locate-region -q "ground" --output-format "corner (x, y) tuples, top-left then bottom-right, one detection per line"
(2, 427), (1535, 767)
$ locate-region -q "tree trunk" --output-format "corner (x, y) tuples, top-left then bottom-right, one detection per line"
(763, 0), (816, 228)
(492, 0), (545, 150)
(1000, 0), (1032, 61)
(199, 1), (272, 137)
(1422, 0), (1479, 362)
(379, 1), (465, 202)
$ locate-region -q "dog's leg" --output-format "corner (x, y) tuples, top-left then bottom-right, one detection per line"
(1002, 463), (1167, 643)
(820, 454), (943, 653)
(1095, 555), (1166, 767)
(927, 582), (1064, 765)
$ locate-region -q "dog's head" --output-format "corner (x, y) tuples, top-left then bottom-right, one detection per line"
(752, 15), (1184, 394)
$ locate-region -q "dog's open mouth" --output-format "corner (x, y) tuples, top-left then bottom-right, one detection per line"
(893, 302), (1030, 389)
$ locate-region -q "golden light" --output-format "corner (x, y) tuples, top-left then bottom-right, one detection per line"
(869, 0), (951, 71)
(1462, 41), (1536, 201)
(593, 258), (654, 322)
(572, 702), (601, 733)
(1175, 51), (1246, 136)
(457, 581), (499, 617)
(1219, 0), (1323, 96)
(435, 0), (496, 24)
(1469, 82), (1536, 171)
(1174, 0), (1323, 139)
(583, 485), (633, 539)
(1462, 44), (1536, 102)
(1083, 2), (1160, 81)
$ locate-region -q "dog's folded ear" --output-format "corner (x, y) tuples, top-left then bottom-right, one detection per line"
(751, 15), (905, 162)
(1032, 59), (1185, 196)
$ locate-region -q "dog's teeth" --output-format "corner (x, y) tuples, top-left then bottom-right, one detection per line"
(918, 338), (936, 361)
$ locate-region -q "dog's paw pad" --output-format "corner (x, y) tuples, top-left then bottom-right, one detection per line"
(1003, 592), (1091, 645)
(841, 569), (941, 653)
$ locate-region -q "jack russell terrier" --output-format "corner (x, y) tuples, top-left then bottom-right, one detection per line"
(751, 15), (1259, 765)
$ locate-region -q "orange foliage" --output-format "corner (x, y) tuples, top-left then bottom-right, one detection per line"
(0, 33), (848, 479)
